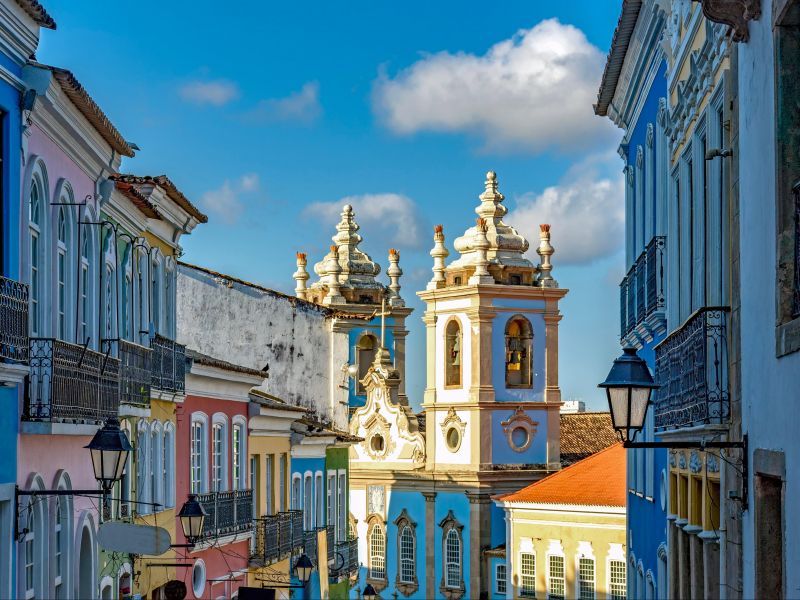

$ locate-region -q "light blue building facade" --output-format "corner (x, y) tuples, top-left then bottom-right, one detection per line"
(0, 3), (54, 598)
(595, 1), (670, 597)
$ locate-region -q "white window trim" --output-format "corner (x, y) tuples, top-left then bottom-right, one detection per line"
(150, 421), (163, 509)
(25, 164), (49, 338)
(519, 550), (536, 598)
(291, 474), (302, 511)
(136, 420), (151, 515)
(495, 562), (507, 594)
(575, 544), (596, 600)
(337, 469), (347, 541)
(231, 415), (247, 491)
(190, 412), (210, 494)
(326, 470), (336, 530)
(163, 422), (176, 508)
(303, 471), (313, 530)
(546, 549), (566, 600)
(314, 471), (323, 529)
(211, 413), (229, 492)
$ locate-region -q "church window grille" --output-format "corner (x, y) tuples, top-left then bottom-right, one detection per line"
(369, 523), (386, 580)
(547, 555), (565, 600)
(444, 319), (462, 387)
(578, 557), (595, 600)
(505, 316), (533, 388)
(445, 529), (462, 588)
(609, 560), (626, 600)
(399, 525), (415, 583)
(520, 552), (536, 597)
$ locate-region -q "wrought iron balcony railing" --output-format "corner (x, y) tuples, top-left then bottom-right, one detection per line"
(150, 333), (186, 393)
(654, 307), (730, 431)
(25, 338), (120, 423)
(332, 537), (359, 577)
(0, 276), (29, 364)
(102, 338), (151, 406)
(619, 236), (667, 339)
(196, 489), (253, 540)
(252, 510), (304, 565)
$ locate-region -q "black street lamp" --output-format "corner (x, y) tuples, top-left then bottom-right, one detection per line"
(85, 416), (133, 493)
(598, 347), (659, 443)
(177, 495), (207, 546)
(294, 553), (314, 585)
(598, 347), (748, 507)
(362, 583), (377, 600)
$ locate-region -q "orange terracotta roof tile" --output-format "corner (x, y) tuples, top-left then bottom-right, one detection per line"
(110, 174), (208, 223)
(15, 0), (56, 29)
(560, 412), (618, 466)
(114, 181), (160, 220)
(497, 443), (626, 507)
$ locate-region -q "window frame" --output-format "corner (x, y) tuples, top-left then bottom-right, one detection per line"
(504, 315), (533, 389)
(520, 551), (536, 598)
(444, 317), (463, 389)
(367, 519), (387, 583)
(394, 509), (418, 594)
(190, 412), (209, 494)
(546, 552), (565, 600)
(211, 413), (229, 492)
(231, 416), (247, 490)
(495, 563), (507, 595)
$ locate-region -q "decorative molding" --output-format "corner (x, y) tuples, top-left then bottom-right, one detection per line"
(363, 408), (394, 461)
(669, 450), (677, 468)
(367, 485), (386, 518)
(689, 451), (702, 473)
(678, 452), (687, 470)
(636, 145), (644, 168)
(646, 123), (655, 148)
(706, 453), (719, 473)
(692, 0), (761, 42)
(440, 407), (466, 453)
(500, 406), (538, 453)
(438, 510), (466, 600)
(394, 509), (420, 596)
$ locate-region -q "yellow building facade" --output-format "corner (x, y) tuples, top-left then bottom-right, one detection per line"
(495, 444), (626, 600)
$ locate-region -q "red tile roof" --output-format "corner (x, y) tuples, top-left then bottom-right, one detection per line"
(15, 0), (56, 29)
(110, 174), (208, 223)
(496, 443), (626, 507)
(594, 0), (643, 116)
(560, 412), (618, 466)
(114, 181), (160, 220)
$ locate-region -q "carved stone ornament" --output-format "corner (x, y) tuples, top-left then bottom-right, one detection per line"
(627, 166), (635, 187)
(689, 451), (702, 473)
(692, 0), (761, 43)
(646, 123), (655, 148)
(657, 97), (669, 127)
(364, 408), (395, 461)
(669, 451), (677, 468)
(440, 407), (467, 453)
(706, 453), (720, 473)
(636, 145), (644, 168)
(678, 452), (687, 469)
(501, 406), (539, 453)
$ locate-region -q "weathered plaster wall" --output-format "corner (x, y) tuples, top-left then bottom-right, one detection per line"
(177, 264), (349, 427)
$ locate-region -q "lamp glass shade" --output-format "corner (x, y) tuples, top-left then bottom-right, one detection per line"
(85, 417), (133, 490)
(599, 347), (658, 442)
(630, 387), (652, 430)
(178, 495), (207, 543)
(362, 584), (377, 600)
(294, 553), (314, 583)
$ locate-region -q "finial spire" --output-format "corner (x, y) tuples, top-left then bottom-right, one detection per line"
(428, 224), (449, 290)
(293, 252), (309, 300)
(468, 217), (494, 285)
(387, 248), (404, 307)
(536, 224), (557, 287)
(323, 245), (345, 305)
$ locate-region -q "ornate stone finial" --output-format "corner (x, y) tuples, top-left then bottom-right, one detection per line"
(536, 224), (558, 287)
(387, 248), (404, 307)
(427, 224), (449, 290)
(323, 245), (345, 305)
(293, 252), (309, 300)
(469, 217), (494, 285)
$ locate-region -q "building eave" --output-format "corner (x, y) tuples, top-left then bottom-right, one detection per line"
(595, 0), (643, 117)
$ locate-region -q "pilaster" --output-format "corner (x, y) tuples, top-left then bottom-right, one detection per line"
(424, 492), (437, 599)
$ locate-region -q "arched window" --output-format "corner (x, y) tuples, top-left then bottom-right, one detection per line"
(211, 414), (228, 492)
(54, 497), (64, 597)
(314, 472), (323, 528)
(356, 334), (377, 394)
(291, 475), (302, 510)
(190, 414), (208, 494)
(368, 522), (386, 581)
(150, 423), (163, 508)
(29, 180), (43, 336)
(303, 474), (313, 530)
(24, 506), (35, 599)
(163, 424), (175, 507)
(104, 264), (115, 341)
(119, 422), (132, 518)
(137, 254), (146, 344)
(151, 258), (161, 334)
(165, 263), (175, 337)
(445, 529), (461, 588)
(399, 525), (415, 584)
(232, 419), (247, 490)
(136, 422), (150, 515)
(505, 316), (533, 388)
(80, 233), (91, 345)
(56, 208), (69, 341)
(122, 274), (131, 340)
(444, 319), (462, 387)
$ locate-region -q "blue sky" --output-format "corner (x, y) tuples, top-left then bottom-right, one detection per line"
(40, 0), (626, 410)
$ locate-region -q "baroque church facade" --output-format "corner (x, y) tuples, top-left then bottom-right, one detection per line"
(294, 171), (567, 599)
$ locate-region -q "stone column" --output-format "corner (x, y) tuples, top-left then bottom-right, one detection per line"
(686, 526), (704, 600)
(423, 492), (437, 599)
(667, 516), (680, 599)
(543, 301), (562, 404)
(467, 492), (492, 600)
(700, 532), (720, 600)
(676, 521), (690, 599)
(466, 307), (496, 403)
(392, 320), (409, 405)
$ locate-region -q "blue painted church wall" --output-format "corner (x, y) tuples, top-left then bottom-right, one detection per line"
(347, 316), (396, 408)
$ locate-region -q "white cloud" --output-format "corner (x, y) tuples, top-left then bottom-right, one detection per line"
(372, 19), (617, 153)
(303, 193), (425, 250)
(243, 82), (321, 124)
(200, 173), (261, 225)
(178, 79), (240, 106)
(511, 154), (624, 265)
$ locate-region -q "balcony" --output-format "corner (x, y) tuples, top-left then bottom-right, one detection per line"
(332, 537), (359, 578)
(654, 307), (730, 431)
(102, 338), (151, 406)
(252, 510), (304, 565)
(0, 276), (29, 364)
(620, 236), (666, 340)
(196, 489), (254, 540)
(150, 333), (186, 393)
(25, 338), (120, 423)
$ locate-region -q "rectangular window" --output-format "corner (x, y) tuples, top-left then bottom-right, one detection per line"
(265, 455), (274, 514)
(338, 472), (347, 540)
(212, 424), (223, 491)
(327, 473), (336, 530)
(30, 234), (39, 335)
(578, 557), (595, 600)
(279, 454), (287, 512)
(57, 250), (66, 339)
(315, 473), (323, 528)
(304, 475), (313, 530)
(190, 422), (202, 493)
(496, 564), (507, 594)
(520, 552), (536, 597)
(609, 560), (626, 600)
(249, 455), (257, 518)
(232, 426), (241, 489)
(548, 555), (565, 600)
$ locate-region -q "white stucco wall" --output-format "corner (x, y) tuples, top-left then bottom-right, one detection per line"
(738, 3), (800, 595)
(177, 264), (349, 428)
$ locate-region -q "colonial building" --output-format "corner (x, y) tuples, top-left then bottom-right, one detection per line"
(594, 1), (671, 596)
(0, 2), (54, 598)
(343, 171), (568, 599)
(494, 443), (627, 600)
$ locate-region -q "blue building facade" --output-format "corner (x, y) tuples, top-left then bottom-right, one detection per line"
(0, 3), (54, 598)
(595, 1), (670, 597)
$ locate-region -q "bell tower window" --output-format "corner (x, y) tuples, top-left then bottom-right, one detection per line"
(505, 317), (533, 388)
(444, 319), (462, 388)
(356, 334), (377, 394)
